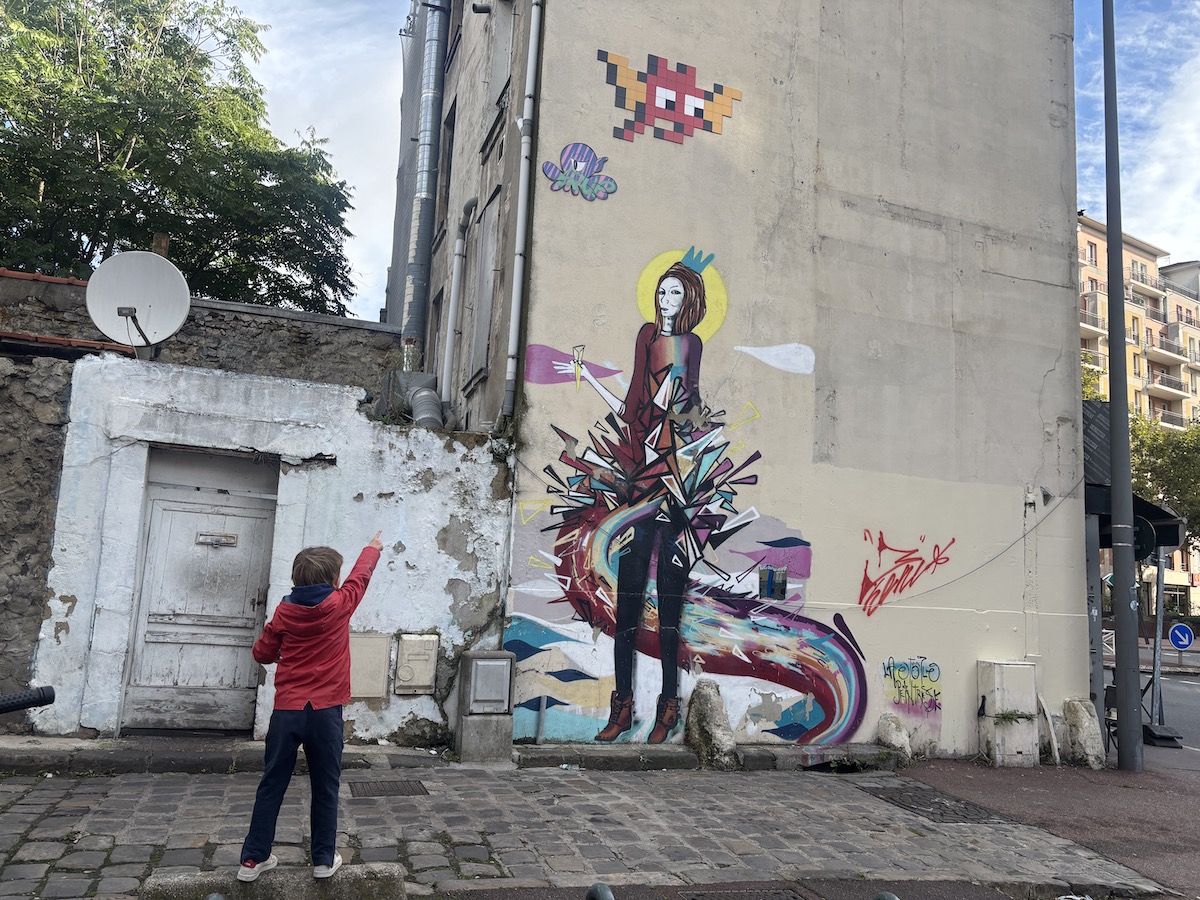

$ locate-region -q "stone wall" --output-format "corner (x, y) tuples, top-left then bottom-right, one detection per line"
(0, 272), (404, 392)
(0, 271), (408, 729)
(0, 355), (74, 720)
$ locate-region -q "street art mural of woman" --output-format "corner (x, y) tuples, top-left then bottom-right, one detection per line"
(551, 250), (710, 742)
(517, 248), (868, 745)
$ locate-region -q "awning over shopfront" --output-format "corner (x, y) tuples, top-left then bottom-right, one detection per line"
(1082, 399), (1187, 553)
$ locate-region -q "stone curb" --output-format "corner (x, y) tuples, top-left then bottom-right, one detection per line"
(0, 738), (901, 776)
(140, 862), (408, 899)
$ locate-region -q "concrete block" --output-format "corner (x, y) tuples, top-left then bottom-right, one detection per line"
(455, 714), (513, 763)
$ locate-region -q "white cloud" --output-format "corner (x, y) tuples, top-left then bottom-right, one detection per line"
(234, 0), (406, 320)
(1075, 1), (1200, 263)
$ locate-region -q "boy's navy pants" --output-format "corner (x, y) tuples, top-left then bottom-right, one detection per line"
(241, 704), (343, 867)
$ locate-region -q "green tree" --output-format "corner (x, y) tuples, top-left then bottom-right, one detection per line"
(1081, 351), (1107, 401)
(1129, 412), (1200, 551)
(0, 0), (353, 314)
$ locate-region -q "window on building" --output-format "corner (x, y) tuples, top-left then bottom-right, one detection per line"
(1132, 355), (1141, 377)
(1164, 587), (1188, 616)
(1132, 317), (1140, 343)
(1087, 241), (1097, 265)
(486, 1), (514, 108)
(467, 192), (500, 380)
(1088, 277), (1099, 293)
(435, 102), (457, 229)
(427, 288), (444, 378)
(1134, 390), (1143, 414)
(1132, 259), (1148, 282)
(1182, 552), (1190, 574)
(446, 0), (465, 65)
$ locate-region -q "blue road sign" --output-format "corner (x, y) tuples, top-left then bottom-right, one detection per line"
(1169, 623), (1194, 651)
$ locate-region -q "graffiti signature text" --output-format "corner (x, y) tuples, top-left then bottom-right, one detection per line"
(859, 530), (955, 616)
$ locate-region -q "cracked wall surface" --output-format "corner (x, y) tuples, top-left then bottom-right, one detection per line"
(30, 357), (511, 741)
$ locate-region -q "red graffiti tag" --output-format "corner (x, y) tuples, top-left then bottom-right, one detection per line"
(859, 530), (956, 616)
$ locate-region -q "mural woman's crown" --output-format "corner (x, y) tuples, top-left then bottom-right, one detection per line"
(681, 246), (714, 274)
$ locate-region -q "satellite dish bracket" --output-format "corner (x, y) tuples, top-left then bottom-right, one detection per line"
(117, 306), (153, 347)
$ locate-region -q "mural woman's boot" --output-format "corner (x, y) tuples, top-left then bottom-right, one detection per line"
(595, 691), (633, 741)
(646, 694), (680, 744)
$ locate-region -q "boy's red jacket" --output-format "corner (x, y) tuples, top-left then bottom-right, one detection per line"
(253, 546), (380, 710)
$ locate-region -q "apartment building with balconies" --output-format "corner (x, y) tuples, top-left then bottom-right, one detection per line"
(1078, 214), (1200, 616)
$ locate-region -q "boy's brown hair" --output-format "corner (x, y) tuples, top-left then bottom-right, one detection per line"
(292, 546), (343, 587)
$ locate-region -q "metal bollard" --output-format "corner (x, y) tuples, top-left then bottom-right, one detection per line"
(585, 883), (615, 900)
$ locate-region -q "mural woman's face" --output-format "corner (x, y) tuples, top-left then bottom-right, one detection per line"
(657, 276), (685, 321)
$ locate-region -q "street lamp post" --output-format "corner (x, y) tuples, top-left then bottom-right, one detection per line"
(1102, 0), (1143, 772)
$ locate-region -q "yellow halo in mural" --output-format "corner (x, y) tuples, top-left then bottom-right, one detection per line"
(636, 250), (728, 344)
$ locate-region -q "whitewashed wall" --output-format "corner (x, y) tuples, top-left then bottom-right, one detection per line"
(31, 355), (510, 740)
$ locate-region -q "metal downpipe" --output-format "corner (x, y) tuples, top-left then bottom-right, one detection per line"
(494, 0), (544, 432)
(440, 196), (480, 420)
(400, 0), (450, 372)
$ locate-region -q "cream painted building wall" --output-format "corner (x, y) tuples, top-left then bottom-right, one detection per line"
(391, 0), (1087, 757)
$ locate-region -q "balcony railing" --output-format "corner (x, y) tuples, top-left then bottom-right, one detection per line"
(1147, 306), (1168, 324)
(1175, 310), (1199, 327)
(1146, 335), (1187, 357)
(1155, 409), (1187, 428)
(1128, 267), (1168, 292)
(1165, 278), (1199, 301)
(1079, 309), (1106, 331)
(1148, 372), (1186, 392)
(1081, 350), (1108, 370)
(1079, 248), (1099, 265)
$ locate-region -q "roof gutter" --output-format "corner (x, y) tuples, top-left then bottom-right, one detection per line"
(493, 0), (544, 433)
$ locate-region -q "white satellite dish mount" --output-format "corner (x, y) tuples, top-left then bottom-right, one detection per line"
(86, 251), (191, 358)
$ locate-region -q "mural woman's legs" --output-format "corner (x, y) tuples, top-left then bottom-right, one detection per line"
(648, 525), (686, 743)
(597, 521), (653, 741)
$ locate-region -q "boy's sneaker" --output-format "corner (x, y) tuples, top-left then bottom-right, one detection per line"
(237, 853), (278, 882)
(313, 851), (343, 879)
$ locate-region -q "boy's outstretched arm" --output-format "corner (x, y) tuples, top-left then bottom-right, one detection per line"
(339, 531), (384, 608)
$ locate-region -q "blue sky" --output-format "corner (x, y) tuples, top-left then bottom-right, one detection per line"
(234, 0), (405, 321)
(1075, 0), (1200, 261)
(236, 2), (1200, 318)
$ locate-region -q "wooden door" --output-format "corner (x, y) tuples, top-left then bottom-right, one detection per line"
(122, 485), (276, 731)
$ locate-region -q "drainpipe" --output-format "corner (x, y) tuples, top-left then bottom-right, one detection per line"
(440, 196), (480, 424)
(401, 0), (450, 372)
(493, 0), (544, 433)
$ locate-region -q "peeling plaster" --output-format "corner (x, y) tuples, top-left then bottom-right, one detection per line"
(32, 356), (512, 741)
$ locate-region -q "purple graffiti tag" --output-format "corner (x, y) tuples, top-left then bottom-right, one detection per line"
(542, 143), (618, 200)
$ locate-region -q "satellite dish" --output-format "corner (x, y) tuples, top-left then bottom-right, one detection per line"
(86, 251), (191, 347)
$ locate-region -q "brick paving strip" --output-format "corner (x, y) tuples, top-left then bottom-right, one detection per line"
(0, 767), (1165, 898)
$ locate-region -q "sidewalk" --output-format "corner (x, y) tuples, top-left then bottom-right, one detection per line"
(0, 734), (1170, 900)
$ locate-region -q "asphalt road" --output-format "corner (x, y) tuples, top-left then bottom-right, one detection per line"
(1159, 671), (1200, 748)
(907, 671), (1200, 900)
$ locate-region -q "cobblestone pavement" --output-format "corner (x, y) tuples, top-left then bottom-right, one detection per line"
(0, 764), (1164, 899)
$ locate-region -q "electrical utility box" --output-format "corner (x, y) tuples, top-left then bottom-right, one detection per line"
(977, 660), (1039, 767)
(455, 650), (517, 764)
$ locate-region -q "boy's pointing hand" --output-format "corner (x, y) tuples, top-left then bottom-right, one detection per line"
(369, 531), (383, 551)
